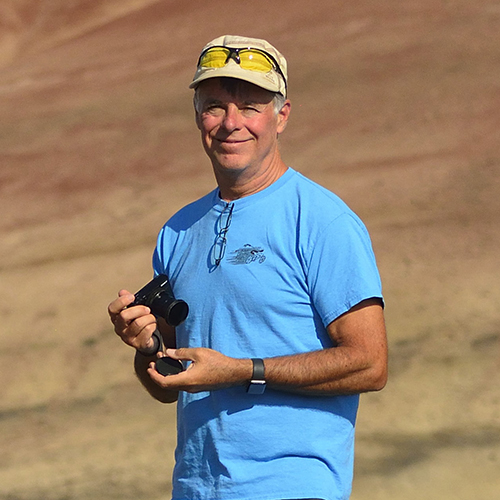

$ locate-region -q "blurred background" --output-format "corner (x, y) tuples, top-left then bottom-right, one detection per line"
(1, 0), (499, 498)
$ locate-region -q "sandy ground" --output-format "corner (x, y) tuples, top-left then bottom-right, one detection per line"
(1, 0), (499, 498)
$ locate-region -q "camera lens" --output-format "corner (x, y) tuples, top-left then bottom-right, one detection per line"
(165, 300), (189, 326)
(150, 290), (189, 326)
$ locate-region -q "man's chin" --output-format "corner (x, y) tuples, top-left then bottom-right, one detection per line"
(213, 154), (249, 173)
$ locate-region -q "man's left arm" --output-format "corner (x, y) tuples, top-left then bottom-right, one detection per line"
(264, 297), (387, 395)
(147, 298), (387, 396)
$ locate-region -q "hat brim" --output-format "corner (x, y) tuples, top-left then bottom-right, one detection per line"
(189, 64), (286, 96)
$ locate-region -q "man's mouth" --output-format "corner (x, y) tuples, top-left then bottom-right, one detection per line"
(217, 138), (248, 144)
(215, 138), (250, 150)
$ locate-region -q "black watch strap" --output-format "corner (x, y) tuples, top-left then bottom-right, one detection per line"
(247, 358), (266, 394)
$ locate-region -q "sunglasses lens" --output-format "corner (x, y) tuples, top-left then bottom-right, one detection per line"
(199, 48), (276, 73)
(199, 48), (230, 68)
(239, 49), (275, 72)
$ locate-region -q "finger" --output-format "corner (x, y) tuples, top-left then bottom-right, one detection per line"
(165, 348), (194, 361)
(134, 321), (159, 351)
(119, 305), (151, 325)
(108, 291), (135, 320)
(112, 306), (151, 341)
(119, 314), (157, 349)
(147, 363), (186, 387)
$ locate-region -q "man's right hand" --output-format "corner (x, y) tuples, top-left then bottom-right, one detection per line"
(107, 289), (158, 353)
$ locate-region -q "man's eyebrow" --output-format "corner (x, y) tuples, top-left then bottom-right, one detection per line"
(203, 99), (223, 106)
(240, 99), (273, 109)
(201, 98), (268, 108)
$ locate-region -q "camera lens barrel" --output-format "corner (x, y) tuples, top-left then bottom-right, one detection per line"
(150, 290), (189, 326)
(163, 299), (189, 327)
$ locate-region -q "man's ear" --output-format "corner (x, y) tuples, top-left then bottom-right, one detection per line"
(277, 100), (291, 134)
(195, 109), (202, 131)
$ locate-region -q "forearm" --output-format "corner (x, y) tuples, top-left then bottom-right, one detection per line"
(263, 346), (387, 396)
(263, 299), (387, 396)
(159, 345), (386, 397)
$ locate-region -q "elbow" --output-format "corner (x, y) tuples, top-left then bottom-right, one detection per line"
(143, 385), (179, 404)
(371, 371), (388, 392)
(367, 362), (388, 392)
(155, 391), (179, 404)
(365, 343), (388, 392)
(358, 355), (387, 393)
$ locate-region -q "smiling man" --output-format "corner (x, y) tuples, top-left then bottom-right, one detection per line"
(194, 77), (290, 199)
(108, 35), (388, 500)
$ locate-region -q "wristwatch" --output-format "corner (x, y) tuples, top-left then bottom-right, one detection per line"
(247, 358), (266, 394)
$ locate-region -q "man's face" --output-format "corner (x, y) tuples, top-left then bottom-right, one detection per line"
(195, 79), (290, 177)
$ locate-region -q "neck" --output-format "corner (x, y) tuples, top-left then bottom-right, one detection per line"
(214, 153), (288, 202)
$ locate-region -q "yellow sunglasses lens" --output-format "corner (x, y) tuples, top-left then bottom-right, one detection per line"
(199, 48), (230, 68)
(199, 48), (275, 73)
(238, 50), (274, 72)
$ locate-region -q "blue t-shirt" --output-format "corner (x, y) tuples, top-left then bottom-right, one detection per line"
(153, 168), (383, 500)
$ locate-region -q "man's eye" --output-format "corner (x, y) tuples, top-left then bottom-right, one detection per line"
(205, 105), (223, 114)
(241, 106), (259, 114)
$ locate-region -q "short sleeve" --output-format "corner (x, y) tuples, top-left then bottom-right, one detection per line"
(152, 225), (168, 276)
(307, 213), (383, 326)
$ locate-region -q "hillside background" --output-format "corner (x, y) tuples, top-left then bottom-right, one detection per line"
(1, 0), (499, 498)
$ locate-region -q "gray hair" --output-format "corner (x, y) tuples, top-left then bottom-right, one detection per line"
(271, 93), (287, 114)
(193, 80), (287, 115)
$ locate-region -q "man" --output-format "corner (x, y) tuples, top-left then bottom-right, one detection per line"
(108, 35), (388, 500)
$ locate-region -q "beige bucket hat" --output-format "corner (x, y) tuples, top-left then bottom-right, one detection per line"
(189, 35), (288, 97)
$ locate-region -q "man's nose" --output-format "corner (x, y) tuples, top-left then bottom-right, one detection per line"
(221, 104), (242, 131)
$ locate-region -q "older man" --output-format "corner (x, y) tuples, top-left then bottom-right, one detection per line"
(108, 35), (387, 500)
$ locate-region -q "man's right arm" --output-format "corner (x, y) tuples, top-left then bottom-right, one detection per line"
(108, 290), (179, 404)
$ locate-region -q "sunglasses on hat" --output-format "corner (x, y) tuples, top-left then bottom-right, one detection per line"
(197, 46), (287, 92)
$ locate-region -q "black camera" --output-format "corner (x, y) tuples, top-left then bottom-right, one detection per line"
(130, 274), (189, 327)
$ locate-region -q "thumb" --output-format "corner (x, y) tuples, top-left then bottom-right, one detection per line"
(166, 348), (194, 361)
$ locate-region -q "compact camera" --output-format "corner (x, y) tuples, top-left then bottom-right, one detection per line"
(130, 274), (189, 327)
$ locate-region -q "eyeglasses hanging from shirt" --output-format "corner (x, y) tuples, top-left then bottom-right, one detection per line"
(211, 202), (234, 268)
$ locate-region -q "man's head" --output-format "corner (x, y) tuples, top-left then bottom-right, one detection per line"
(190, 35), (288, 98)
(193, 77), (290, 180)
(190, 36), (291, 196)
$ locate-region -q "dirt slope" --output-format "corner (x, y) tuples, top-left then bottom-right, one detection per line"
(1, 1), (499, 498)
